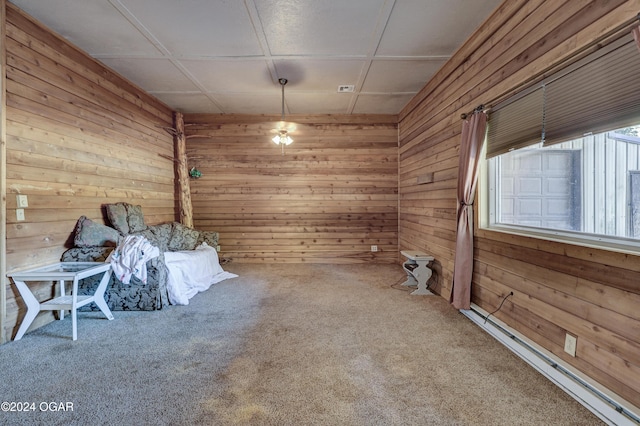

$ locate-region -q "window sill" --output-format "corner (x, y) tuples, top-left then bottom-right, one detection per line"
(478, 224), (640, 256)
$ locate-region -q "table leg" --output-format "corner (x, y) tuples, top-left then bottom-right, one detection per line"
(71, 301), (77, 341)
(59, 280), (65, 320)
(71, 277), (79, 341)
(411, 263), (434, 296)
(402, 273), (417, 287)
(93, 269), (114, 321)
(13, 280), (41, 340)
(402, 260), (418, 287)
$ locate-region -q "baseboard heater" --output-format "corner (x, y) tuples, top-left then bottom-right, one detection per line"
(461, 304), (640, 426)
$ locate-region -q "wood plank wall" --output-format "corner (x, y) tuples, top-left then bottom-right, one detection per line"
(3, 4), (175, 341)
(399, 0), (640, 409)
(183, 114), (398, 264)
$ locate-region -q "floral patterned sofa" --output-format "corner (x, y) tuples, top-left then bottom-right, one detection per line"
(61, 202), (218, 311)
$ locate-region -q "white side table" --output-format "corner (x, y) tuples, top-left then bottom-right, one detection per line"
(8, 262), (114, 341)
(401, 250), (435, 295)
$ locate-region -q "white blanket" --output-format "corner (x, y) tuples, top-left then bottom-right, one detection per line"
(108, 235), (160, 284)
(164, 242), (238, 305)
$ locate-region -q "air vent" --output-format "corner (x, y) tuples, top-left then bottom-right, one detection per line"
(337, 85), (355, 93)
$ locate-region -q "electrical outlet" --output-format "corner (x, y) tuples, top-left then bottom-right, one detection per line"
(371, 245), (378, 252)
(16, 208), (25, 221)
(216, 245), (221, 252)
(564, 334), (577, 357)
(16, 194), (28, 208)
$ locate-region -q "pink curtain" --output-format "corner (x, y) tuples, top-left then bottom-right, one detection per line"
(450, 111), (488, 310)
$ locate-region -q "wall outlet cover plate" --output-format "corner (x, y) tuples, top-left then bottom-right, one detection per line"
(17, 194), (28, 208)
(564, 334), (577, 357)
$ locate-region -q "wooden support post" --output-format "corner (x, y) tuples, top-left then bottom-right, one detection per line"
(0, 0), (7, 344)
(174, 112), (193, 228)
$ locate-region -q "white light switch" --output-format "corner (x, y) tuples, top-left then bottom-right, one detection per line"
(16, 208), (25, 221)
(17, 195), (28, 208)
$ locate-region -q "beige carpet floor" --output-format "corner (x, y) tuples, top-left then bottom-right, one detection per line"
(0, 263), (604, 425)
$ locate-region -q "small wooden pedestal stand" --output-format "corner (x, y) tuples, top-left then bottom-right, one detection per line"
(401, 250), (435, 296)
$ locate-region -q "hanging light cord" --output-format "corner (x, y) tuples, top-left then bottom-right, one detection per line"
(277, 78), (289, 155)
(280, 78), (286, 121)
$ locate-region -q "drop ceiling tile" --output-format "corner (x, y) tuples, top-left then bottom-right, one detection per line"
(273, 60), (366, 91)
(98, 58), (199, 92)
(10, 0), (161, 56)
(121, 0), (263, 56)
(377, 0), (502, 56)
(352, 94), (414, 114)
(286, 93), (352, 114)
(151, 93), (223, 114)
(11, 0), (503, 115)
(179, 60), (273, 93)
(212, 93), (282, 114)
(255, 0), (386, 55)
(362, 59), (447, 92)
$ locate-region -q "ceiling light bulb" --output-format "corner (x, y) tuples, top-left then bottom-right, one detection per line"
(272, 131), (293, 145)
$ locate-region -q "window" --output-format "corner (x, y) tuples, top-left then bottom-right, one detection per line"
(487, 126), (640, 246)
(483, 31), (640, 250)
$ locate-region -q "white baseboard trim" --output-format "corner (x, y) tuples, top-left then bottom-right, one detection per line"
(461, 304), (640, 426)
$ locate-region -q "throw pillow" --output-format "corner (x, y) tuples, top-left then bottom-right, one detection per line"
(106, 202), (147, 234)
(73, 216), (120, 247)
(106, 203), (129, 234)
(133, 223), (172, 252)
(196, 230), (219, 248)
(168, 222), (199, 251)
(126, 204), (146, 233)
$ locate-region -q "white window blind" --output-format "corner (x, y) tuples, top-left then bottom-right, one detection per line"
(486, 32), (640, 157)
(485, 87), (543, 158)
(544, 36), (640, 146)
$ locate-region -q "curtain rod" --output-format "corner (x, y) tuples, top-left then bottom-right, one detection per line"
(460, 104), (484, 120)
(460, 11), (640, 120)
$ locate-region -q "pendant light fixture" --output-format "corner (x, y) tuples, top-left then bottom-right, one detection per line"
(272, 78), (293, 154)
